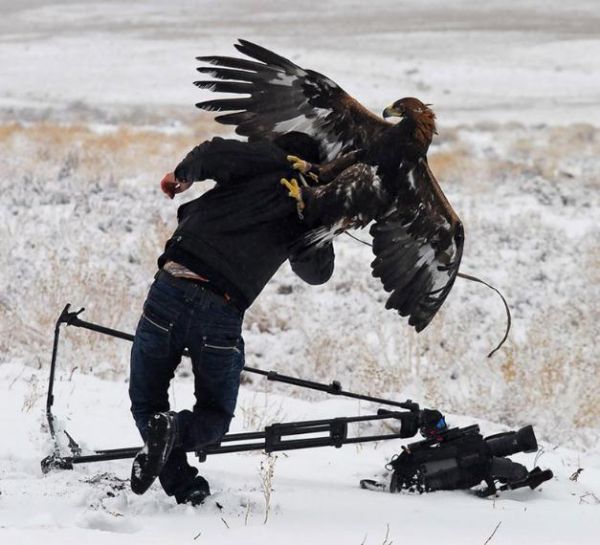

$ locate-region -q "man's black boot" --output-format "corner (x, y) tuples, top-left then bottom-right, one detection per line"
(175, 476), (211, 506)
(131, 412), (178, 495)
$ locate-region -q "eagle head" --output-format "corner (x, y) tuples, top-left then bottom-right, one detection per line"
(383, 97), (438, 149)
(382, 97), (434, 120)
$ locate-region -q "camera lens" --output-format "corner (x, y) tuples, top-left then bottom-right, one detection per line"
(485, 425), (538, 457)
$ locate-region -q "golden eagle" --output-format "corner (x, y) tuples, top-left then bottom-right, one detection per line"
(194, 40), (463, 332)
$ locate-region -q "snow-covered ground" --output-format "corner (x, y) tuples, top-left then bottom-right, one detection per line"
(1, 1), (599, 544)
(2, 363), (599, 545)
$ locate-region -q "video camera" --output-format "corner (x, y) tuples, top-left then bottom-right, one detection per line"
(388, 422), (553, 497)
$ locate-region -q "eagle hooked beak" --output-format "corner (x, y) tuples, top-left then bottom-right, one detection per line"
(382, 105), (402, 119)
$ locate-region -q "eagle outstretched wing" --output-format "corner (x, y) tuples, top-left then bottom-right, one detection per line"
(195, 39), (390, 161)
(370, 158), (464, 332)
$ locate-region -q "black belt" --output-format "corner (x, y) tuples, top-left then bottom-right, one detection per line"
(155, 269), (241, 313)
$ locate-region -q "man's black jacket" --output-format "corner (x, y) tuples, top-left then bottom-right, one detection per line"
(158, 137), (334, 311)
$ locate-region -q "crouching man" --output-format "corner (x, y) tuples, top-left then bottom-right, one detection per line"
(129, 132), (334, 505)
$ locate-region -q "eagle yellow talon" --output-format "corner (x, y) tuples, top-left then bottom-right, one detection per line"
(287, 155), (311, 174)
(280, 177), (305, 218)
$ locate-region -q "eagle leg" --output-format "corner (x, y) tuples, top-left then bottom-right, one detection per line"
(280, 177), (305, 219)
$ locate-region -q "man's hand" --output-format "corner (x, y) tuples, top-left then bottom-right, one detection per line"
(160, 172), (192, 199)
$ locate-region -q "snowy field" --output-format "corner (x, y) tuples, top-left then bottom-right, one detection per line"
(1, 1), (599, 544)
(2, 362), (599, 545)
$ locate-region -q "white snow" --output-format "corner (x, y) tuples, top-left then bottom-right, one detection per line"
(1, 363), (599, 545)
(1, 1), (600, 125)
(1, 1), (600, 544)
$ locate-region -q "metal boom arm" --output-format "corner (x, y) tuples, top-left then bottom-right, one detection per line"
(43, 304), (419, 473)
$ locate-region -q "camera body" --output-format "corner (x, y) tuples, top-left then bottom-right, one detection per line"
(389, 424), (551, 496)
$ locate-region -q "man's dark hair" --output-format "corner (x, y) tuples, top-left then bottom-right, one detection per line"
(273, 131), (322, 164)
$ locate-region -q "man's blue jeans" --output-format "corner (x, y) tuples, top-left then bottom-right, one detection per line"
(129, 271), (245, 497)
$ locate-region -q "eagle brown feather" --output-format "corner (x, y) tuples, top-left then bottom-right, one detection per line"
(195, 40), (463, 332)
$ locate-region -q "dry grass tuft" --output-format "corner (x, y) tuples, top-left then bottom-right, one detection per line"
(0, 120), (224, 375)
(2, 120), (599, 446)
(1, 119), (226, 183)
